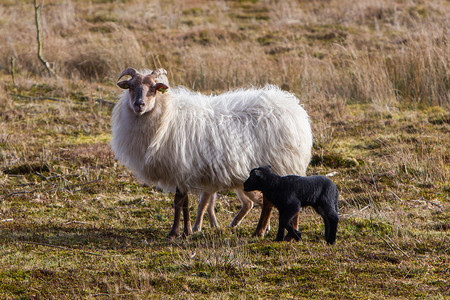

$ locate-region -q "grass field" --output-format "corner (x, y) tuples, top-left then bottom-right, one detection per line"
(1, 0), (449, 298)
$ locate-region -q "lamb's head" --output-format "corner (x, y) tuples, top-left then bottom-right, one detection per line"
(117, 67), (169, 115)
(243, 165), (272, 192)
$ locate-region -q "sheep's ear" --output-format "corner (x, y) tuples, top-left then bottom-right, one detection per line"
(155, 83), (169, 94)
(117, 80), (130, 89)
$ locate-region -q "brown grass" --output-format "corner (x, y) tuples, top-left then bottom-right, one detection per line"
(1, 0), (448, 107)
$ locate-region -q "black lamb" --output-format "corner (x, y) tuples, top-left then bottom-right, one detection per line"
(243, 166), (339, 244)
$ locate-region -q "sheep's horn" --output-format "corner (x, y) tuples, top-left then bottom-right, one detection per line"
(151, 68), (167, 77)
(118, 68), (137, 81)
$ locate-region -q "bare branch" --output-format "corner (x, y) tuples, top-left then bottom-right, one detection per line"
(10, 56), (16, 87)
(34, 0), (57, 77)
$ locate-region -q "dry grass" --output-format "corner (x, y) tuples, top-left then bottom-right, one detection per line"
(1, 0), (448, 107)
(0, 0), (449, 298)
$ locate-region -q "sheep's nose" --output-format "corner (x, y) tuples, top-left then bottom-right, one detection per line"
(135, 101), (145, 110)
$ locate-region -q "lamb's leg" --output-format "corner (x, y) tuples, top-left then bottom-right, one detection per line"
(291, 212), (300, 230)
(326, 194), (339, 244)
(206, 192), (219, 228)
(314, 203), (339, 244)
(193, 191), (216, 232)
(279, 211), (302, 241)
(167, 188), (187, 239)
(276, 216), (285, 241)
(323, 212), (338, 244)
(284, 212), (300, 241)
(230, 189), (254, 228)
(284, 224), (302, 241)
(252, 195), (273, 237)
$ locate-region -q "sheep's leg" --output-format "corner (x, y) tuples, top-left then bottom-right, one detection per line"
(193, 191), (216, 232)
(230, 189), (254, 228)
(246, 191), (263, 207)
(252, 195), (273, 237)
(167, 188), (187, 239)
(206, 193), (219, 228)
(182, 192), (193, 238)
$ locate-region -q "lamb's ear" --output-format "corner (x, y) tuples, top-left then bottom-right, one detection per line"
(155, 83), (169, 94)
(117, 80), (130, 89)
(254, 169), (264, 178)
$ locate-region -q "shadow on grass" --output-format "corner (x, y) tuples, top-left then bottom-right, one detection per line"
(1, 223), (167, 252)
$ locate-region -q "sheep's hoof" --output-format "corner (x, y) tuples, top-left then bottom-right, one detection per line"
(181, 228), (193, 239)
(181, 232), (191, 239)
(252, 231), (265, 238)
(165, 235), (177, 241)
(252, 224), (271, 237)
(210, 222), (220, 229)
(229, 221), (239, 228)
(166, 230), (180, 240)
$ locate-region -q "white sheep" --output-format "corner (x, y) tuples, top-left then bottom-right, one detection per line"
(111, 67), (313, 239)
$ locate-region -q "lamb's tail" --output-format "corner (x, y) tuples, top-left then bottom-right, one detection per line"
(335, 189), (340, 213)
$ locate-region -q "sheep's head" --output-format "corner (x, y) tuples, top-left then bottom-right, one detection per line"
(117, 68), (169, 115)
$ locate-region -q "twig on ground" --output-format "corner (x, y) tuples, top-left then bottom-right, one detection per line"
(360, 205), (370, 212)
(65, 221), (88, 225)
(7, 179), (100, 197)
(386, 235), (410, 258)
(372, 228), (398, 255)
(9, 93), (66, 102)
(370, 221), (410, 258)
(8, 93), (115, 108)
(95, 98), (116, 107)
(419, 197), (442, 209)
(7, 190), (36, 197)
(390, 190), (403, 203)
(36, 171), (56, 187)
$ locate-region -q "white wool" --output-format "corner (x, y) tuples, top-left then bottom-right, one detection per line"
(111, 84), (312, 193)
